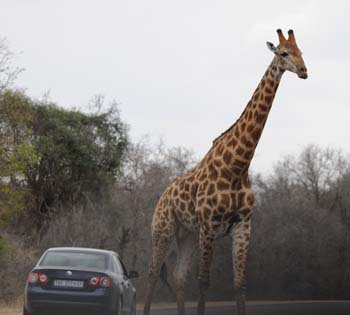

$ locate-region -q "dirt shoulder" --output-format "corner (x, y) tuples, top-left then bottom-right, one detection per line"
(0, 307), (20, 315)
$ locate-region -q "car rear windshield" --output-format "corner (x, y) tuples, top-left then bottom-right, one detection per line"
(40, 251), (108, 270)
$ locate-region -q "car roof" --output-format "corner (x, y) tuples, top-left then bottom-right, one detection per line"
(45, 247), (118, 256)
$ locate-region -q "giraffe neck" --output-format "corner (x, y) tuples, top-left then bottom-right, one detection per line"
(212, 57), (284, 176)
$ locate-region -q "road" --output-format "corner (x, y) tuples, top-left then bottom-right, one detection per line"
(3, 301), (350, 315)
(137, 301), (350, 315)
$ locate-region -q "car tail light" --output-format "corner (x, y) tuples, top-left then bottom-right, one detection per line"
(99, 276), (112, 288)
(28, 272), (39, 284)
(28, 272), (48, 284)
(88, 276), (112, 288)
(89, 276), (100, 287)
(39, 273), (48, 284)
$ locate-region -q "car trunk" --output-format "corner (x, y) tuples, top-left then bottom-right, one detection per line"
(34, 267), (107, 292)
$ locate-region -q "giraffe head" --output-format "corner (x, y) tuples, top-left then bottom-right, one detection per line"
(266, 29), (308, 79)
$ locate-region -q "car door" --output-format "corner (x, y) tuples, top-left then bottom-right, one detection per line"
(112, 254), (132, 312)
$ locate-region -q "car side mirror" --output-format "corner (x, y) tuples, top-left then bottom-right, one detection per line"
(128, 270), (139, 279)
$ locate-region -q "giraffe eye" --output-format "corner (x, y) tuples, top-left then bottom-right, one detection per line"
(280, 52), (289, 57)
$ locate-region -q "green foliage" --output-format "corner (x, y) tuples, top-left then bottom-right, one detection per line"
(0, 91), (35, 224)
(0, 186), (25, 223)
(6, 142), (39, 175)
(0, 90), (128, 229)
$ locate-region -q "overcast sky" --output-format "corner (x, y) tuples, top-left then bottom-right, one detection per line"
(0, 0), (349, 173)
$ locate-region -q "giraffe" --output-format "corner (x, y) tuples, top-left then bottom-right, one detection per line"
(143, 29), (308, 315)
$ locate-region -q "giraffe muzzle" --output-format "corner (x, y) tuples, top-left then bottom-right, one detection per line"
(297, 67), (308, 79)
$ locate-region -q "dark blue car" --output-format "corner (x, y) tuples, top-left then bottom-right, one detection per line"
(23, 247), (138, 315)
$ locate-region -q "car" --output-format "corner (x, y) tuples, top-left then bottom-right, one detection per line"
(23, 247), (138, 315)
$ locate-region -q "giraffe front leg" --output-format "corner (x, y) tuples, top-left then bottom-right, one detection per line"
(197, 228), (215, 315)
(232, 213), (251, 315)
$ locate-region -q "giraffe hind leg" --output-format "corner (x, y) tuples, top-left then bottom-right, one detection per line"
(173, 228), (196, 315)
(143, 210), (176, 315)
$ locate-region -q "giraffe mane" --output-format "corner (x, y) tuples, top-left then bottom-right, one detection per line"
(211, 106), (249, 146)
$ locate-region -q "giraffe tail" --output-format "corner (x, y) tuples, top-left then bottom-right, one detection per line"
(160, 262), (173, 293)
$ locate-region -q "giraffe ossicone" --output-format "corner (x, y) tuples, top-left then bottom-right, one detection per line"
(143, 29), (308, 315)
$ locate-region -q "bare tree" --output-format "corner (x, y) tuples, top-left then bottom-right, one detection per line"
(0, 38), (23, 92)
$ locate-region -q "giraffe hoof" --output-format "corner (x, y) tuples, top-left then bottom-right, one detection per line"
(235, 286), (247, 315)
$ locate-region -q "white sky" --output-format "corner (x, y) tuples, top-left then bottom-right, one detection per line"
(0, 0), (349, 173)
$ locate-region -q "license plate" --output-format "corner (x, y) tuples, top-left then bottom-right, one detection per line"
(53, 279), (84, 288)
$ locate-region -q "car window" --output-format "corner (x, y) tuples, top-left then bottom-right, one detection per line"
(110, 257), (118, 273)
(118, 257), (129, 275)
(110, 255), (120, 273)
(112, 255), (125, 275)
(40, 251), (108, 269)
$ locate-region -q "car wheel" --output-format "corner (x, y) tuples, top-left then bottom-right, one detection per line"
(116, 296), (123, 315)
(130, 297), (136, 315)
(23, 307), (32, 315)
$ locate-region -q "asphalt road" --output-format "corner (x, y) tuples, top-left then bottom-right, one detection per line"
(138, 301), (350, 315)
(3, 301), (350, 315)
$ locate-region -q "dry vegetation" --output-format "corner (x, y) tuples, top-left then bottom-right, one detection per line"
(2, 142), (350, 304)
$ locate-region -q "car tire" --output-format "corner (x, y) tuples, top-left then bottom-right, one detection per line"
(130, 297), (136, 315)
(23, 307), (32, 315)
(116, 296), (122, 315)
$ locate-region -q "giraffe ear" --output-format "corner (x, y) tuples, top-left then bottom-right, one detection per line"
(266, 42), (277, 54)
